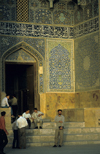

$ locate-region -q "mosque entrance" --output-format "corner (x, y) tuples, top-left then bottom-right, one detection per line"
(5, 62), (36, 113)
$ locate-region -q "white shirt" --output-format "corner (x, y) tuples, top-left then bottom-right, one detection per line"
(16, 116), (28, 129)
(12, 120), (18, 130)
(31, 111), (44, 120)
(1, 97), (9, 107)
(22, 112), (31, 119)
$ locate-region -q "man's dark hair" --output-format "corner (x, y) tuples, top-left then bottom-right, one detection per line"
(1, 111), (6, 116)
(58, 109), (62, 112)
(13, 94), (16, 97)
(34, 108), (37, 110)
(18, 112), (22, 116)
(25, 108), (30, 112)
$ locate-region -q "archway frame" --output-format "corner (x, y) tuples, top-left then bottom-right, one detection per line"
(1, 41), (44, 95)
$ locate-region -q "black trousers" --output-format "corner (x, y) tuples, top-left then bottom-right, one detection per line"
(12, 105), (18, 117)
(12, 130), (19, 148)
(0, 129), (8, 152)
(27, 118), (31, 128)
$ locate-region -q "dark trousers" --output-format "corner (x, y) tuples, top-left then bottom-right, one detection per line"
(27, 118), (31, 128)
(18, 127), (26, 148)
(0, 129), (8, 152)
(12, 105), (18, 117)
(12, 130), (19, 148)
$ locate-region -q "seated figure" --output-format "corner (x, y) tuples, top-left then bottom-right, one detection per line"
(31, 108), (44, 129)
(22, 109), (31, 129)
(1, 95), (10, 108)
(1, 94), (14, 117)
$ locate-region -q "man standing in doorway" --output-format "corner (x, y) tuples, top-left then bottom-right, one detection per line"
(0, 111), (9, 154)
(53, 109), (65, 147)
(10, 94), (18, 119)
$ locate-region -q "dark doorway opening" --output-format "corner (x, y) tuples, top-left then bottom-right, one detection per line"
(5, 63), (35, 114)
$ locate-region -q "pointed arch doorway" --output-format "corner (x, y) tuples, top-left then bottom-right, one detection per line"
(2, 42), (44, 114)
(5, 62), (37, 113)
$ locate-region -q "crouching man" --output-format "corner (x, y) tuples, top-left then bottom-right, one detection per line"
(53, 109), (65, 147)
(31, 108), (44, 129)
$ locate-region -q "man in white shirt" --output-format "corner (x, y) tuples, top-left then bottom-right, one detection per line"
(22, 109), (31, 129)
(16, 113), (28, 149)
(1, 95), (14, 117)
(31, 108), (44, 129)
(53, 109), (65, 147)
(1, 95), (10, 108)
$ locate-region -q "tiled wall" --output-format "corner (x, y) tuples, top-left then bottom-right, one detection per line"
(0, 0), (100, 124)
(74, 0), (98, 25)
(0, 0), (98, 26)
(0, 0), (99, 110)
(74, 32), (99, 91)
(0, 0), (16, 21)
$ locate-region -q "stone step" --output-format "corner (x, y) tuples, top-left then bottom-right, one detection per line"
(42, 122), (85, 128)
(6, 139), (100, 147)
(26, 140), (100, 146)
(8, 133), (100, 144)
(7, 121), (100, 147)
(43, 119), (51, 122)
(64, 127), (100, 134)
(8, 127), (100, 137)
(8, 122), (85, 131)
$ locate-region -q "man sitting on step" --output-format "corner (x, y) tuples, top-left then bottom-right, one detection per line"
(31, 108), (44, 129)
(53, 109), (65, 147)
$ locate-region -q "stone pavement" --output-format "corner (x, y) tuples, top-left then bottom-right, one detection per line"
(5, 144), (100, 154)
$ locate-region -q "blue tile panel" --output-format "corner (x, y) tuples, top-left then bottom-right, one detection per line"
(29, 9), (34, 22)
(0, 36), (22, 57)
(0, 36), (45, 59)
(74, 17), (99, 38)
(35, 9), (52, 24)
(75, 32), (99, 90)
(0, 0), (16, 21)
(53, 11), (71, 25)
(74, 0), (98, 25)
(40, 74), (44, 93)
(6, 49), (36, 62)
(49, 44), (71, 90)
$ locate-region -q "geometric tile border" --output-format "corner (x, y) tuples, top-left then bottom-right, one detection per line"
(0, 16), (98, 39)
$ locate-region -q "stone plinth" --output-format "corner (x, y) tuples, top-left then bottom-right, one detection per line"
(63, 109), (84, 122)
(84, 108), (100, 127)
(0, 108), (11, 129)
(62, 108), (100, 127)
(0, 91), (6, 106)
(44, 90), (100, 121)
